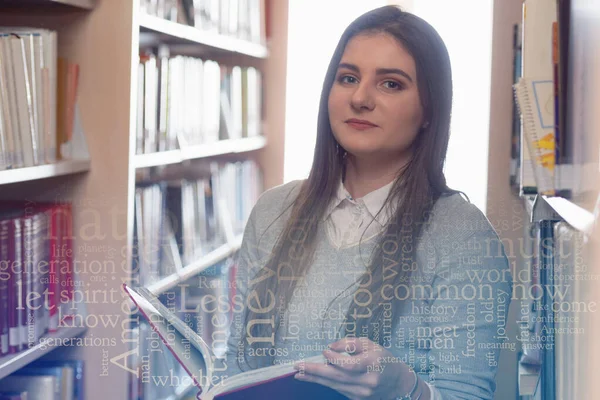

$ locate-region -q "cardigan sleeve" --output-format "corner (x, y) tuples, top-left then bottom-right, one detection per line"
(417, 200), (513, 399)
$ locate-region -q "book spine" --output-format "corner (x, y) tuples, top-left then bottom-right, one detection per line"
(60, 203), (74, 320)
(21, 215), (34, 348)
(33, 213), (47, 341)
(9, 35), (36, 167)
(0, 219), (10, 355)
(48, 206), (60, 331)
(539, 219), (556, 399)
(9, 217), (22, 353)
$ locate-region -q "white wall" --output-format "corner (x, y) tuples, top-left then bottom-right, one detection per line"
(283, 0), (385, 183)
(411, 0), (493, 214)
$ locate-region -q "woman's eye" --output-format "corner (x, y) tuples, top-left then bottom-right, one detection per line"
(339, 75), (357, 84)
(383, 80), (403, 90)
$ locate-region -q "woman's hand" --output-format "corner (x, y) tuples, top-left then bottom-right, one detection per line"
(293, 337), (425, 400)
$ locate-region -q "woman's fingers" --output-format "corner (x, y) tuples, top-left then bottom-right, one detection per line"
(323, 349), (367, 373)
(329, 337), (379, 355)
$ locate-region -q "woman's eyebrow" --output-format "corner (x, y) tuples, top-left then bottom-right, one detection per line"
(337, 62), (413, 83)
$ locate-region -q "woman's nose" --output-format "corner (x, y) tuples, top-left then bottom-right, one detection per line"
(350, 82), (375, 111)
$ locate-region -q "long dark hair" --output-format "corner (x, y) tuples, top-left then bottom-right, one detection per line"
(238, 5), (459, 369)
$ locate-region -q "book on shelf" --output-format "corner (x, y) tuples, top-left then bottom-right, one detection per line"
(134, 181), (169, 286)
(0, 201), (77, 357)
(514, 78), (555, 196)
(515, 0), (597, 199)
(516, 0), (558, 196)
(124, 284), (350, 400)
(510, 23), (522, 193)
(0, 392), (27, 400)
(165, 176), (224, 267)
(0, 28), (88, 170)
(134, 160), (261, 288)
(0, 375), (57, 400)
(0, 359), (85, 400)
(136, 49), (263, 154)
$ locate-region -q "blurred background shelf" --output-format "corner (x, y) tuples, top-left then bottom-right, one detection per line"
(180, 136), (266, 160)
(147, 234), (243, 295)
(134, 136), (266, 168)
(139, 13), (268, 58)
(542, 196), (595, 235)
(0, 326), (87, 380)
(0, 159), (91, 185)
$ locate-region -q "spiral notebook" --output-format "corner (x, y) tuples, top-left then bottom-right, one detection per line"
(514, 78), (555, 195)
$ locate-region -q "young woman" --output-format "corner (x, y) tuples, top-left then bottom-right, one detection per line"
(216, 5), (512, 400)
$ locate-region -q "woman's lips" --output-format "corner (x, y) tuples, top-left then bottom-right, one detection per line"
(346, 121), (377, 130)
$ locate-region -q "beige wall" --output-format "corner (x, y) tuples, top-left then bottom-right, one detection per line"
(487, 1), (525, 399)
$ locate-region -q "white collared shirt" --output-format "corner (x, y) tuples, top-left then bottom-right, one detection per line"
(324, 178), (396, 248)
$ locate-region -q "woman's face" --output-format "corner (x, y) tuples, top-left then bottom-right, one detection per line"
(328, 32), (425, 163)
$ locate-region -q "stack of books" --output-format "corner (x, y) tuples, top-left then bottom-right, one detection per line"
(137, 50), (263, 154)
(0, 28), (88, 170)
(0, 359), (84, 400)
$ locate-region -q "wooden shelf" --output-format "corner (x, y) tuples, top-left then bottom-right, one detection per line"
(134, 136), (266, 168)
(134, 149), (183, 169)
(181, 136), (266, 160)
(0, 159), (90, 186)
(139, 14), (268, 59)
(147, 235), (243, 295)
(0, 326), (87, 380)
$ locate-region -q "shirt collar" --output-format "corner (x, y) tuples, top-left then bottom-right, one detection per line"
(323, 178), (396, 225)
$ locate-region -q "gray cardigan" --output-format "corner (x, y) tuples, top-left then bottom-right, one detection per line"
(212, 180), (512, 400)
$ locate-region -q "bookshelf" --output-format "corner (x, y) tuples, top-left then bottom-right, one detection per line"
(139, 13), (268, 58)
(0, 160), (90, 185)
(134, 136), (266, 169)
(0, 0), (289, 399)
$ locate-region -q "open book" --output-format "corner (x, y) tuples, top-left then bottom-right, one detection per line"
(123, 284), (349, 400)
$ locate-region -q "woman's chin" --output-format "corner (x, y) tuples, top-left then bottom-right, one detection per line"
(342, 146), (388, 159)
